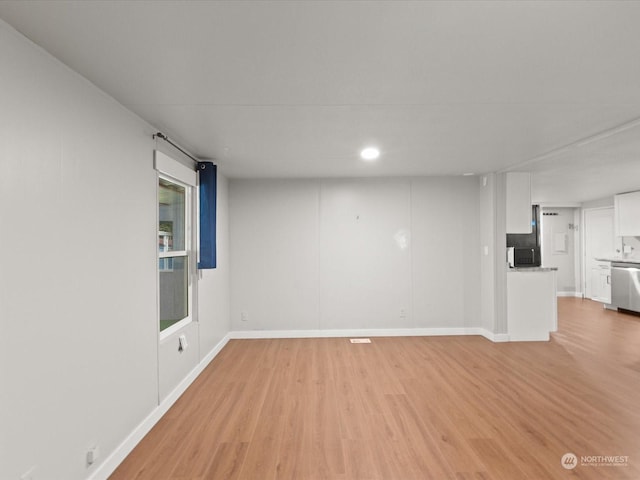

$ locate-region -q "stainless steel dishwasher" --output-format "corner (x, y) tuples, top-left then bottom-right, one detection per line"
(611, 262), (640, 313)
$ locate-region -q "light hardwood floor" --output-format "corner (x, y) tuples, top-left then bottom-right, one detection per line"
(111, 298), (640, 479)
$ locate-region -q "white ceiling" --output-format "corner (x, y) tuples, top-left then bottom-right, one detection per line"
(1, 0), (640, 203)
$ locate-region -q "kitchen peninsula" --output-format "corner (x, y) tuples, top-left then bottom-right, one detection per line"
(507, 267), (558, 341)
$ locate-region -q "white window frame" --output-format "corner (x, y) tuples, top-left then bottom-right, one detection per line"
(155, 151), (198, 340)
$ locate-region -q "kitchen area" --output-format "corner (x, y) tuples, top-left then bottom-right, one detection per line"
(503, 172), (558, 342)
(591, 190), (640, 315)
(534, 189), (640, 328)
(501, 172), (640, 342)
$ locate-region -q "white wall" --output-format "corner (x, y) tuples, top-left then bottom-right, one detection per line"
(411, 178), (480, 328)
(479, 174), (497, 332)
(230, 177), (481, 332)
(582, 196), (614, 209)
(0, 20), (229, 480)
(493, 173), (509, 334)
(621, 235), (640, 261)
(320, 179), (412, 329)
(229, 180), (321, 330)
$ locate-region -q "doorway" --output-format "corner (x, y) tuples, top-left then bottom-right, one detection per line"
(541, 207), (578, 295)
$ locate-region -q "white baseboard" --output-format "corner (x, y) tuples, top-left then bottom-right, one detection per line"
(507, 333), (550, 342)
(88, 334), (230, 480)
(479, 331), (510, 342)
(557, 291), (582, 298)
(229, 327), (503, 341)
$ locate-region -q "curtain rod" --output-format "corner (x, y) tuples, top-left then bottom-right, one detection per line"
(153, 132), (199, 165)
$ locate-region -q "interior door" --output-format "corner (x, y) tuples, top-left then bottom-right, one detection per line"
(584, 208), (616, 299)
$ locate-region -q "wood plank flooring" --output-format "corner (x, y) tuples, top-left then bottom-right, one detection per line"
(110, 298), (640, 479)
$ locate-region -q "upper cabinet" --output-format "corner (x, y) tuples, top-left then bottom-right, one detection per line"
(614, 191), (640, 236)
(506, 172), (532, 234)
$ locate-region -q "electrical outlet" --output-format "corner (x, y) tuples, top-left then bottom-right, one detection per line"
(240, 311), (248, 322)
(87, 445), (99, 466)
(178, 335), (188, 352)
(400, 308), (407, 318)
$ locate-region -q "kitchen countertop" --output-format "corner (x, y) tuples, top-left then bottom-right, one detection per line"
(508, 267), (558, 272)
(595, 257), (640, 264)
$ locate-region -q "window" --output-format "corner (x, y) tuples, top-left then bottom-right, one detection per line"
(155, 151), (197, 337)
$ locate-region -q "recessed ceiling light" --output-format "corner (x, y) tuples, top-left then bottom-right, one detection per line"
(462, 172), (475, 176)
(360, 147), (380, 161)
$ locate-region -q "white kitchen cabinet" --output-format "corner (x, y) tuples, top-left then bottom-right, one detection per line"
(614, 191), (640, 236)
(506, 172), (532, 234)
(507, 268), (557, 341)
(590, 263), (611, 304)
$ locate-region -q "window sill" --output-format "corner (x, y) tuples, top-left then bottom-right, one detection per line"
(159, 317), (192, 341)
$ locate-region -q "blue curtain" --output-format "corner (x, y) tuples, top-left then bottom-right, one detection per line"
(198, 162), (217, 269)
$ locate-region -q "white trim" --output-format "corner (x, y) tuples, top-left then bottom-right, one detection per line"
(229, 327), (501, 341)
(556, 291), (582, 298)
(508, 333), (550, 342)
(159, 317), (191, 340)
(154, 150), (197, 186)
(478, 330), (510, 342)
(538, 202), (582, 208)
(88, 334), (230, 480)
(159, 250), (187, 259)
